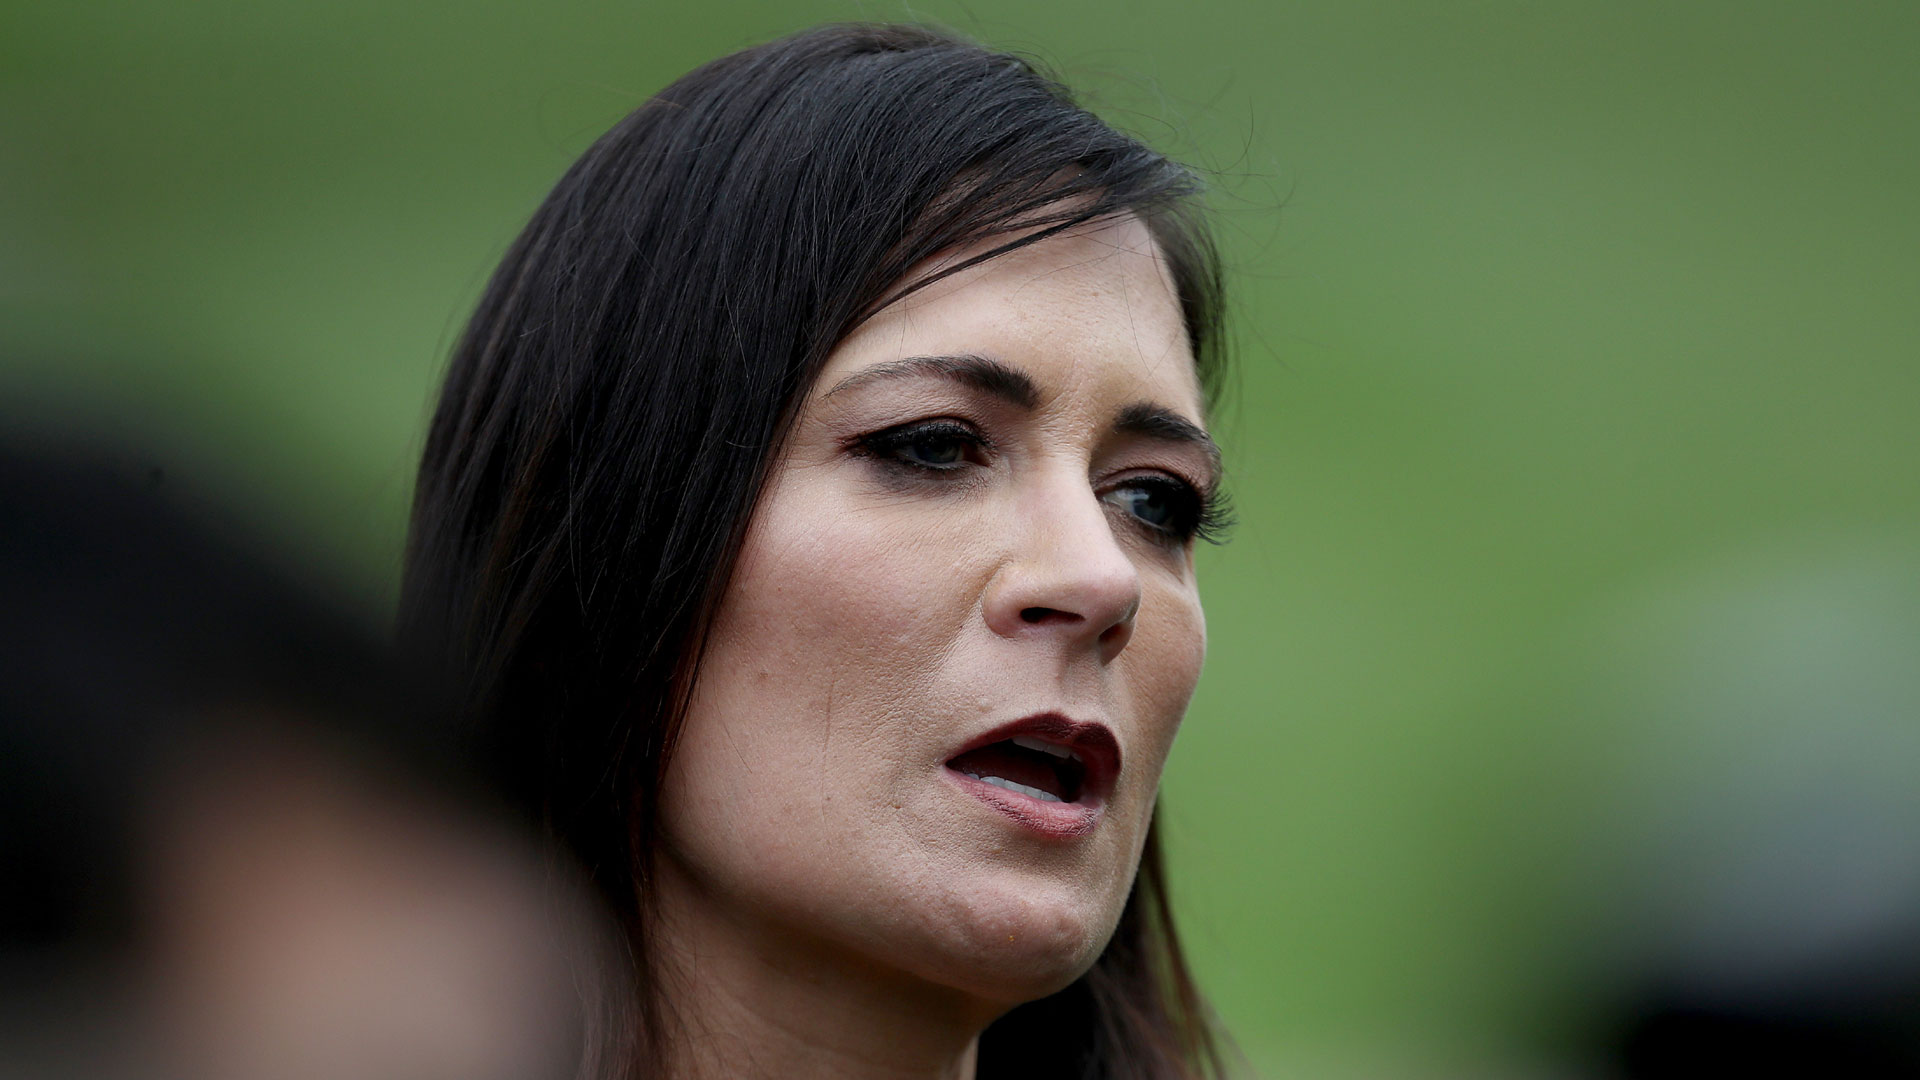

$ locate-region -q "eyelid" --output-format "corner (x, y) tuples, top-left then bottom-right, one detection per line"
(1098, 464), (1211, 502)
(848, 415), (993, 451)
(1100, 469), (1233, 547)
(847, 416), (997, 476)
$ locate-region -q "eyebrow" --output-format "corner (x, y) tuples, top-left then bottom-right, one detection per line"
(825, 352), (1220, 479)
(823, 353), (1039, 409)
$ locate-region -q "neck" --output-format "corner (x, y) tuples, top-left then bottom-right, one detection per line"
(649, 858), (996, 1080)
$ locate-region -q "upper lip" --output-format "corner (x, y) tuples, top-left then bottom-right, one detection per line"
(944, 712), (1122, 804)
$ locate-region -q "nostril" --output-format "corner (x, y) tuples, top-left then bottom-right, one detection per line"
(1020, 606), (1079, 625)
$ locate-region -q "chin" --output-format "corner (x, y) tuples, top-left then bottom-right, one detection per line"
(902, 872), (1124, 1006)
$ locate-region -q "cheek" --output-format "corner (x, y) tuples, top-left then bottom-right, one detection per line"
(715, 481), (975, 687)
(1111, 584), (1207, 803)
(656, 468), (985, 872)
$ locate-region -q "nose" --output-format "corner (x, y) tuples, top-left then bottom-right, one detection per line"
(982, 476), (1143, 663)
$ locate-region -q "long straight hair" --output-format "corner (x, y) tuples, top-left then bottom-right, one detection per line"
(402, 23), (1229, 1079)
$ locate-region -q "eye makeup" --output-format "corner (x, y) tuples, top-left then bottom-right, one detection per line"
(852, 418), (993, 473)
(1098, 473), (1233, 547)
(845, 413), (1232, 547)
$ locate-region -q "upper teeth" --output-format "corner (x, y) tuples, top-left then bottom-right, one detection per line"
(1011, 735), (1077, 760)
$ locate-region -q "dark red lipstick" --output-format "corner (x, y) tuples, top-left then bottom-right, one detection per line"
(944, 713), (1121, 839)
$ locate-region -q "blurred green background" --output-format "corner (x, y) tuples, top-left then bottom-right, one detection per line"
(5, 1), (1918, 1075)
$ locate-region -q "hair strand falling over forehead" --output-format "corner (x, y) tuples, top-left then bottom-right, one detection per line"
(403, 22), (1232, 1079)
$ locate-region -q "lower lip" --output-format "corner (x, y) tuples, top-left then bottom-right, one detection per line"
(944, 768), (1103, 839)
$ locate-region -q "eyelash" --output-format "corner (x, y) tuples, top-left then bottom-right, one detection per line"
(853, 419), (990, 471)
(850, 419), (1234, 546)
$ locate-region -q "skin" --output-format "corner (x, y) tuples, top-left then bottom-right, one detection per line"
(654, 213), (1216, 1079)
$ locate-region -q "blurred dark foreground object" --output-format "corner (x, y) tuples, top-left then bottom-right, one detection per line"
(0, 434), (609, 1080)
(1602, 938), (1920, 1078)
(1560, 540), (1920, 1079)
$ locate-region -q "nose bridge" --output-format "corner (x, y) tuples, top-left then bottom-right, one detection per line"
(983, 462), (1142, 656)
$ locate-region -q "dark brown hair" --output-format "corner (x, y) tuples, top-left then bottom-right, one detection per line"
(402, 22), (1229, 1079)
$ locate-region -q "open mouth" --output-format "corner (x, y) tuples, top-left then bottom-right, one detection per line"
(948, 735), (1087, 803)
(943, 715), (1120, 836)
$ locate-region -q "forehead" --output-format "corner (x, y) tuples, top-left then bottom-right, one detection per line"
(820, 215), (1203, 417)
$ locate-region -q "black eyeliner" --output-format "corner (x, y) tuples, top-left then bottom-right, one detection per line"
(850, 419), (992, 474)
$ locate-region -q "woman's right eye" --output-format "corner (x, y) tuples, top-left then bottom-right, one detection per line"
(854, 420), (989, 472)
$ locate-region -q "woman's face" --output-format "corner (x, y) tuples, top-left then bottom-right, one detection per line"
(658, 214), (1216, 1007)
